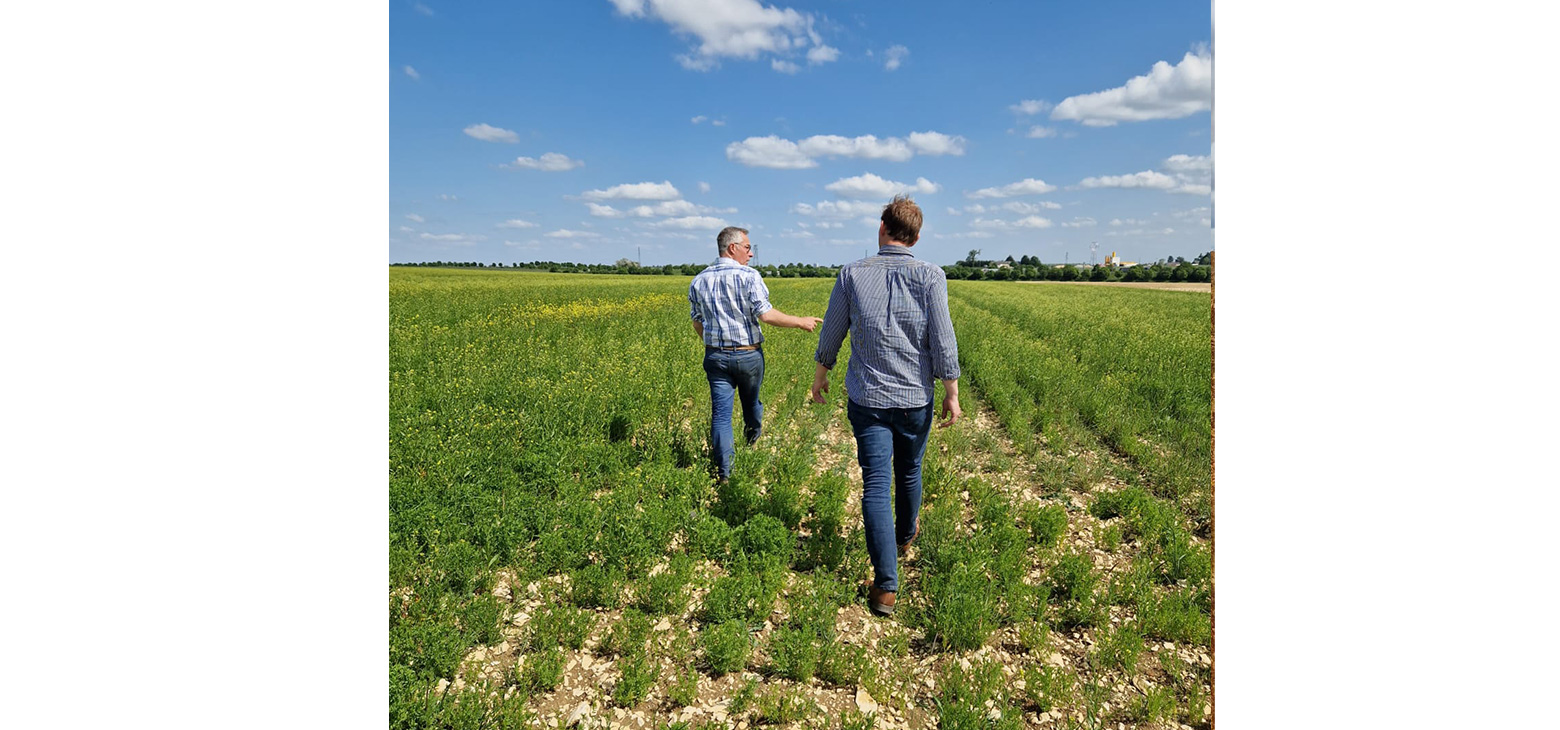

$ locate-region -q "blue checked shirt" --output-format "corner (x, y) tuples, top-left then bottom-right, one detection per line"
(815, 246), (960, 409)
(688, 257), (773, 347)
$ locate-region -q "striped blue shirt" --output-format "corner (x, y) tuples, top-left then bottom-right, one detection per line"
(688, 257), (773, 347)
(815, 246), (960, 409)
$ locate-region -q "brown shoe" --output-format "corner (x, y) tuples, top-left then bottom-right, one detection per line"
(868, 586), (896, 616)
(897, 526), (919, 557)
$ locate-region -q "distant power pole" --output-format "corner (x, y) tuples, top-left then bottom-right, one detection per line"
(1090, 242), (1098, 266)
(638, 246), (642, 266)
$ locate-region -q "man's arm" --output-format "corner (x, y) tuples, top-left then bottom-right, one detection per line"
(692, 320), (704, 338)
(758, 308), (822, 332)
(926, 269), (961, 427)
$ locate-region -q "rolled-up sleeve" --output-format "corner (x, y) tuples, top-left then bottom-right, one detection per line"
(748, 273), (773, 318)
(925, 270), (960, 380)
(688, 286), (703, 323)
(814, 270), (852, 369)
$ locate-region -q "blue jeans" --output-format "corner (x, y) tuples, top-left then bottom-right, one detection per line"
(847, 398), (934, 594)
(703, 347), (764, 480)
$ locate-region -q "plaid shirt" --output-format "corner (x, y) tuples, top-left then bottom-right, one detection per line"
(815, 246), (960, 409)
(688, 257), (772, 347)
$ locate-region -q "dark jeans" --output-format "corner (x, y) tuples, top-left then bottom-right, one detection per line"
(703, 347), (764, 480)
(847, 398), (934, 594)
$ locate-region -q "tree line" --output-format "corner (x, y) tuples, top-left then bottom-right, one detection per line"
(392, 251), (1213, 283)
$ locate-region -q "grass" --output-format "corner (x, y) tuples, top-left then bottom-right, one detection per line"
(388, 270), (1213, 727)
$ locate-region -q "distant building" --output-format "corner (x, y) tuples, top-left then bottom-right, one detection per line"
(1104, 251), (1138, 268)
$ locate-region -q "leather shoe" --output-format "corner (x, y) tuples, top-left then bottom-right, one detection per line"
(867, 586), (896, 616)
(897, 525), (919, 557)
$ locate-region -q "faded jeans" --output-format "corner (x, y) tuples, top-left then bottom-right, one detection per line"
(703, 347), (764, 480)
(847, 398), (934, 594)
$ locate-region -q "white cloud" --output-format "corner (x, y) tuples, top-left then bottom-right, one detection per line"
(413, 3), (433, 16)
(587, 203), (626, 218)
(1109, 218), (1147, 227)
(698, 181), (711, 193)
(496, 219), (538, 228)
(967, 178), (1057, 199)
(906, 131), (967, 156)
(581, 181), (682, 201)
(932, 230), (994, 240)
(437, 194), (458, 201)
(544, 229), (601, 239)
(727, 131), (963, 169)
(691, 115), (708, 124)
(945, 207), (962, 216)
(970, 216), (1053, 229)
(791, 200), (883, 219)
(504, 240), (542, 249)
(1010, 99), (1050, 115)
(1026, 126), (1058, 139)
(725, 136), (816, 169)
(825, 173), (940, 200)
(463, 123), (519, 143)
(1000, 201), (1060, 214)
(506, 152), (584, 171)
(1051, 50), (1212, 126)
(419, 232), (485, 243)
(1171, 207), (1211, 219)
(403, 65), (420, 80)
(609, 0), (828, 73)
(1163, 154), (1212, 174)
(405, 213), (424, 223)
(884, 45), (909, 71)
(814, 221), (844, 229)
(1171, 183), (1211, 195)
(1062, 217), (1097, 228)
(398, 226), (415, 232)
(807, 44), (839, 64)
(711, 119), (726, 126)
(772, 59), (800, 74)
(1078, 171), (1178, 190)
(626, 200), (734, 217)
(651, 215), (729, 230)
(799, 135), (912, 161)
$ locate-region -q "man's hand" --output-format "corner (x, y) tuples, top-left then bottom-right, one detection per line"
(797, 316), (823, 333)
(810, 364), (830, 404)
(938, 392), (961, 428)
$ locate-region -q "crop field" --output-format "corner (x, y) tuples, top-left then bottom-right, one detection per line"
(390, 268), (1213, 730)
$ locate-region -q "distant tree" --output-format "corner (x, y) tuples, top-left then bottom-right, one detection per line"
(1089, 265), (1108, 282)
(1004, 255), (1016, 264)
(615, 257), (638, 268)
(1194, 251), (1213, 266)
(965, 249), (982, 267)
(1059, 265), (1079, 282)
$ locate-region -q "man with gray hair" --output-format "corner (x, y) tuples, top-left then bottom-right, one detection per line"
(689, 226), (823, 483)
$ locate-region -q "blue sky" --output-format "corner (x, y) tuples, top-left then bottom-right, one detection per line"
(390, 0), (1213, 267)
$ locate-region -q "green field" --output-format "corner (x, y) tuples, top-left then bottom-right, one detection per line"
(390, 268), (1213, 729)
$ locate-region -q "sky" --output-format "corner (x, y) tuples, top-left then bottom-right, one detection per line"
(390, 0), (1213, 267)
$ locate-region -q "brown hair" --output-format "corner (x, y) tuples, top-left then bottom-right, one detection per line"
(881, 195), (922, 244)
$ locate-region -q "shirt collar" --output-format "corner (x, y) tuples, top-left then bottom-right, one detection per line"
(877, 245), (915, 257)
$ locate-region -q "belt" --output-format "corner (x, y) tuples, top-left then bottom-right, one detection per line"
(707, 344), (760, 351)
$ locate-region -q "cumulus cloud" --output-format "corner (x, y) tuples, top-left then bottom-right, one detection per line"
(413, 3), (433, 16)
(966, 178), (1057, 199)
(791, 200), (883, 219)
(398, 225), (415, 232)
(506, 152), (584, 171)
(609, 0), (833, 73)
(970, 216), (1053, 230)
(628, 200), (735, 217)
(772, 59), (800, 74)
(884, 45), (909, 71)
(1051, 50), (1212, 126)
(1026, 126), (1057, 139)
(691, 115), (708, 124)
(1078, 171), (1178, 190)
(496, 219), (538, 228)
(587, 203), (625, 218)
(405, 213), (425, 222)
(1080, 153), (1211, 195)
(698, 181), (711, 193)
(419, 232), (486, 243)
(544, 229), (601, 239)
(824, 173), (940, 200)
(1062, 217), (1097, 228)
(403, 65), (420, 80)
(651, 215), (729, 230)
(463, 123), (519, 143)
(437, 194), (458, 201)
(906, 131), (967, 156)
(807, 44), (839, 64)
(1000, 201), (1060, 214)
(1010, 99), (1050, 115)
(726, 131), (963, 169)
(581, 181), (682, 201)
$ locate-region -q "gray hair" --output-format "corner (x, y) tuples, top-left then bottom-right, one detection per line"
(716, 226), (749, 254)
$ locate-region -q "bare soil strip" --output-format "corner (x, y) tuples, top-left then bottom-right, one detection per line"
(1016, 281), (1211, 293)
